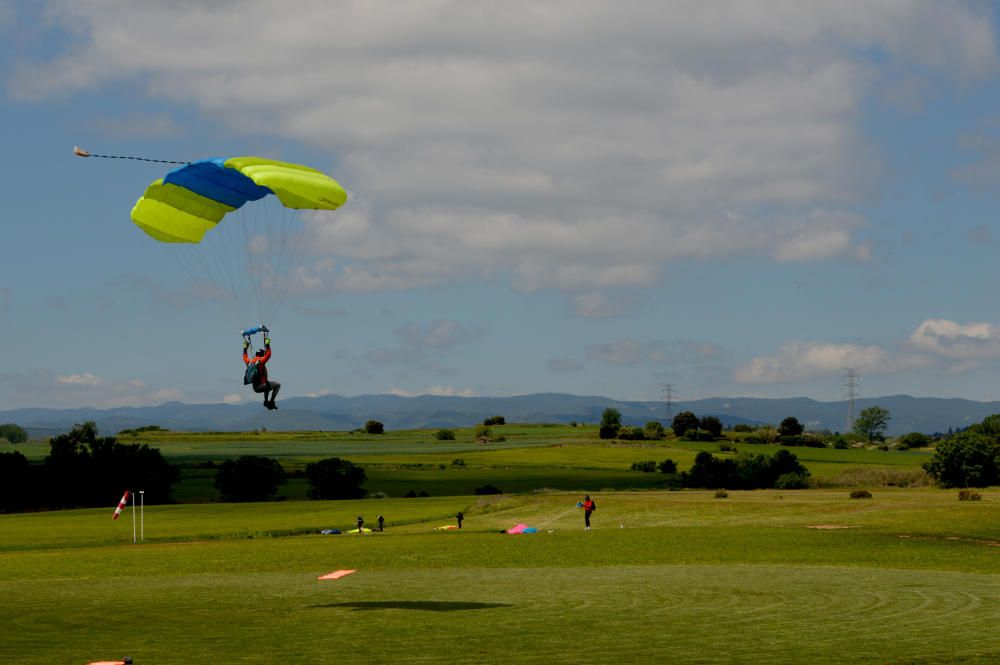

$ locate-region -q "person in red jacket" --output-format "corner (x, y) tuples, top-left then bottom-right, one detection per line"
(243, 336), (281, 410)
(580, 495), (596, 530)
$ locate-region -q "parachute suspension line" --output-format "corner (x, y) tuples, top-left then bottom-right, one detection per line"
(73, 146), (190, 165)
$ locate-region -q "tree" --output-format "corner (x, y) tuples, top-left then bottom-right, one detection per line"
(306, 457), (367, 500)
(599, 408), (622, 439)
(364, 420), (385, 434)
(214, 455), (287, 502)
(700, 416), (723, 438)
(483, 415), (506, 426)
(778, 417), (804, 437)
(0, 451), (30, 512)
(924, 429), (1000, 488)
(43, 421), (177, 509)
(853, 406), (890, 444)
(0, 423), (28, 443)
(672, 411), (699, 437)
(435, 429), (455, 441)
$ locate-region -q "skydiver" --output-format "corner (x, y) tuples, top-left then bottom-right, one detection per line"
(580, 495), (596, 530)
(243, 336), (281, 410)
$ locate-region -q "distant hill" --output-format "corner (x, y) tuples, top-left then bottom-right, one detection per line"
(1, 393), (997, 438)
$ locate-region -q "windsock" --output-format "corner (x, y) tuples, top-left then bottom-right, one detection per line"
(112, 490), (130, 520)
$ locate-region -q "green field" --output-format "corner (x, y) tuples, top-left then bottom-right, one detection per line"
(3, 426), (996, 664)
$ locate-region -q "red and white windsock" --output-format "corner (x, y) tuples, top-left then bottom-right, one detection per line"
(112, 490), (130, 520)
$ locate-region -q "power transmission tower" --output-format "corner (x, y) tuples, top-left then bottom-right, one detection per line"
(660, 383), (676, 423)
(842, 368), (860, 433)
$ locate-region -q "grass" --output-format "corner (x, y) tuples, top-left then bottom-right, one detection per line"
(4, 425), (990, 664)
(3, 489), (1000, 664)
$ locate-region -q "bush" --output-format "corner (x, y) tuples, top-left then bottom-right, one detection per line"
(364, 420), (385, 434)
(436, 429), (456, 441)
(483, 416), (506, 426)
(630, 460), (657, 472)
(474, 424), (492, 441)
(419, 490), (430, 497)
(732, 423), (754, 433)
(658, 459), (677, 474)
(452, 458), (466, 467)
(958, 489), (982, 501)
(474, 484), (503, 495)
(896, 432), (931, 451)
(215, 455), (287, 502)
(850, 490), (873, 499)
(714, 489), (728, 498)
(684, 449), (810, 490)
(644, 421), (666, 440)
(774, 472), (810, 489)
(0, 424), (28, 443)
(618, 426), (646, 441)
(832, 436), (850, 449)
(305, 457), (367, 500)
(404, 490), (417, 498)
(718, 442), (736, 452)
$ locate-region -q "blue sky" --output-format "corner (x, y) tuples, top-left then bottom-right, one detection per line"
(5, 1), (1000, 409)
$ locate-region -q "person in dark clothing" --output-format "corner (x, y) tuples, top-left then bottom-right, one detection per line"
(377, 514), (384, 532)
(456, 510), (464, 529)
(581, 495), (596, 530)
(243, 336), (281, 409)
(356, 516), (364, 532)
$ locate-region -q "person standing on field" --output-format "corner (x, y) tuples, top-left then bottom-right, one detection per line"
(456, 510), (464, 529)
(581, 495), (596, 530)
(377, 514), (384, 532)
(356, 515), (364, 532)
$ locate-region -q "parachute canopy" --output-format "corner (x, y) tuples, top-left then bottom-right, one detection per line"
(131, 156), (347, 243)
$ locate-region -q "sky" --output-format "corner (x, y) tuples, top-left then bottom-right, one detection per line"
(4, 1), (1000, 409)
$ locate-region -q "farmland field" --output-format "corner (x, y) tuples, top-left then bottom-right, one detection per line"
(2, 426), (997, 664)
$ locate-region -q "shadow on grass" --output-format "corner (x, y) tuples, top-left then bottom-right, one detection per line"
(312, 601), (513, 612)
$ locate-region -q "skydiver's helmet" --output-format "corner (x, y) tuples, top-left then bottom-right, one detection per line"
(256, 349), (266, 357)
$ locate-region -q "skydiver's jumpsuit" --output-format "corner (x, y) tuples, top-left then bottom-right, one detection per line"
(244, 344), (281, 405)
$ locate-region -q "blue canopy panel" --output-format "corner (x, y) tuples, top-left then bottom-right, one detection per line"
(163, 158), (273, 209)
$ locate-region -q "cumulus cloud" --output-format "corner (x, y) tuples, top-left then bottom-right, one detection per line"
(12, 2), (992, 303)
(907, 319), (1000, 360)
(0, 370), (185, 408)
(732, 340), (930, 384)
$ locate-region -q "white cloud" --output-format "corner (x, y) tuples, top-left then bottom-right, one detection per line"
(0, 370), (186, 408)
(55, 372), (103, 386)
(587, 339), (670, 365)
(12, 1), (996, 300)
(908, 319), (1000, 360)
(387, 385), (477, 397)
(733, 341), (922, 384)
(222, 393), (245, 404)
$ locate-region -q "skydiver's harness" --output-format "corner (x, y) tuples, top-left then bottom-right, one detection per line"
(242, 325), (270, 386)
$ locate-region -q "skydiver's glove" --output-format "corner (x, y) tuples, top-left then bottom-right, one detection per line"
(243, 339), (250, 350)
(264, 337), (271, 346)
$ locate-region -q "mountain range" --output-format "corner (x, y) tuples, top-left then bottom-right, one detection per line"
(2, 393), (997, 438)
